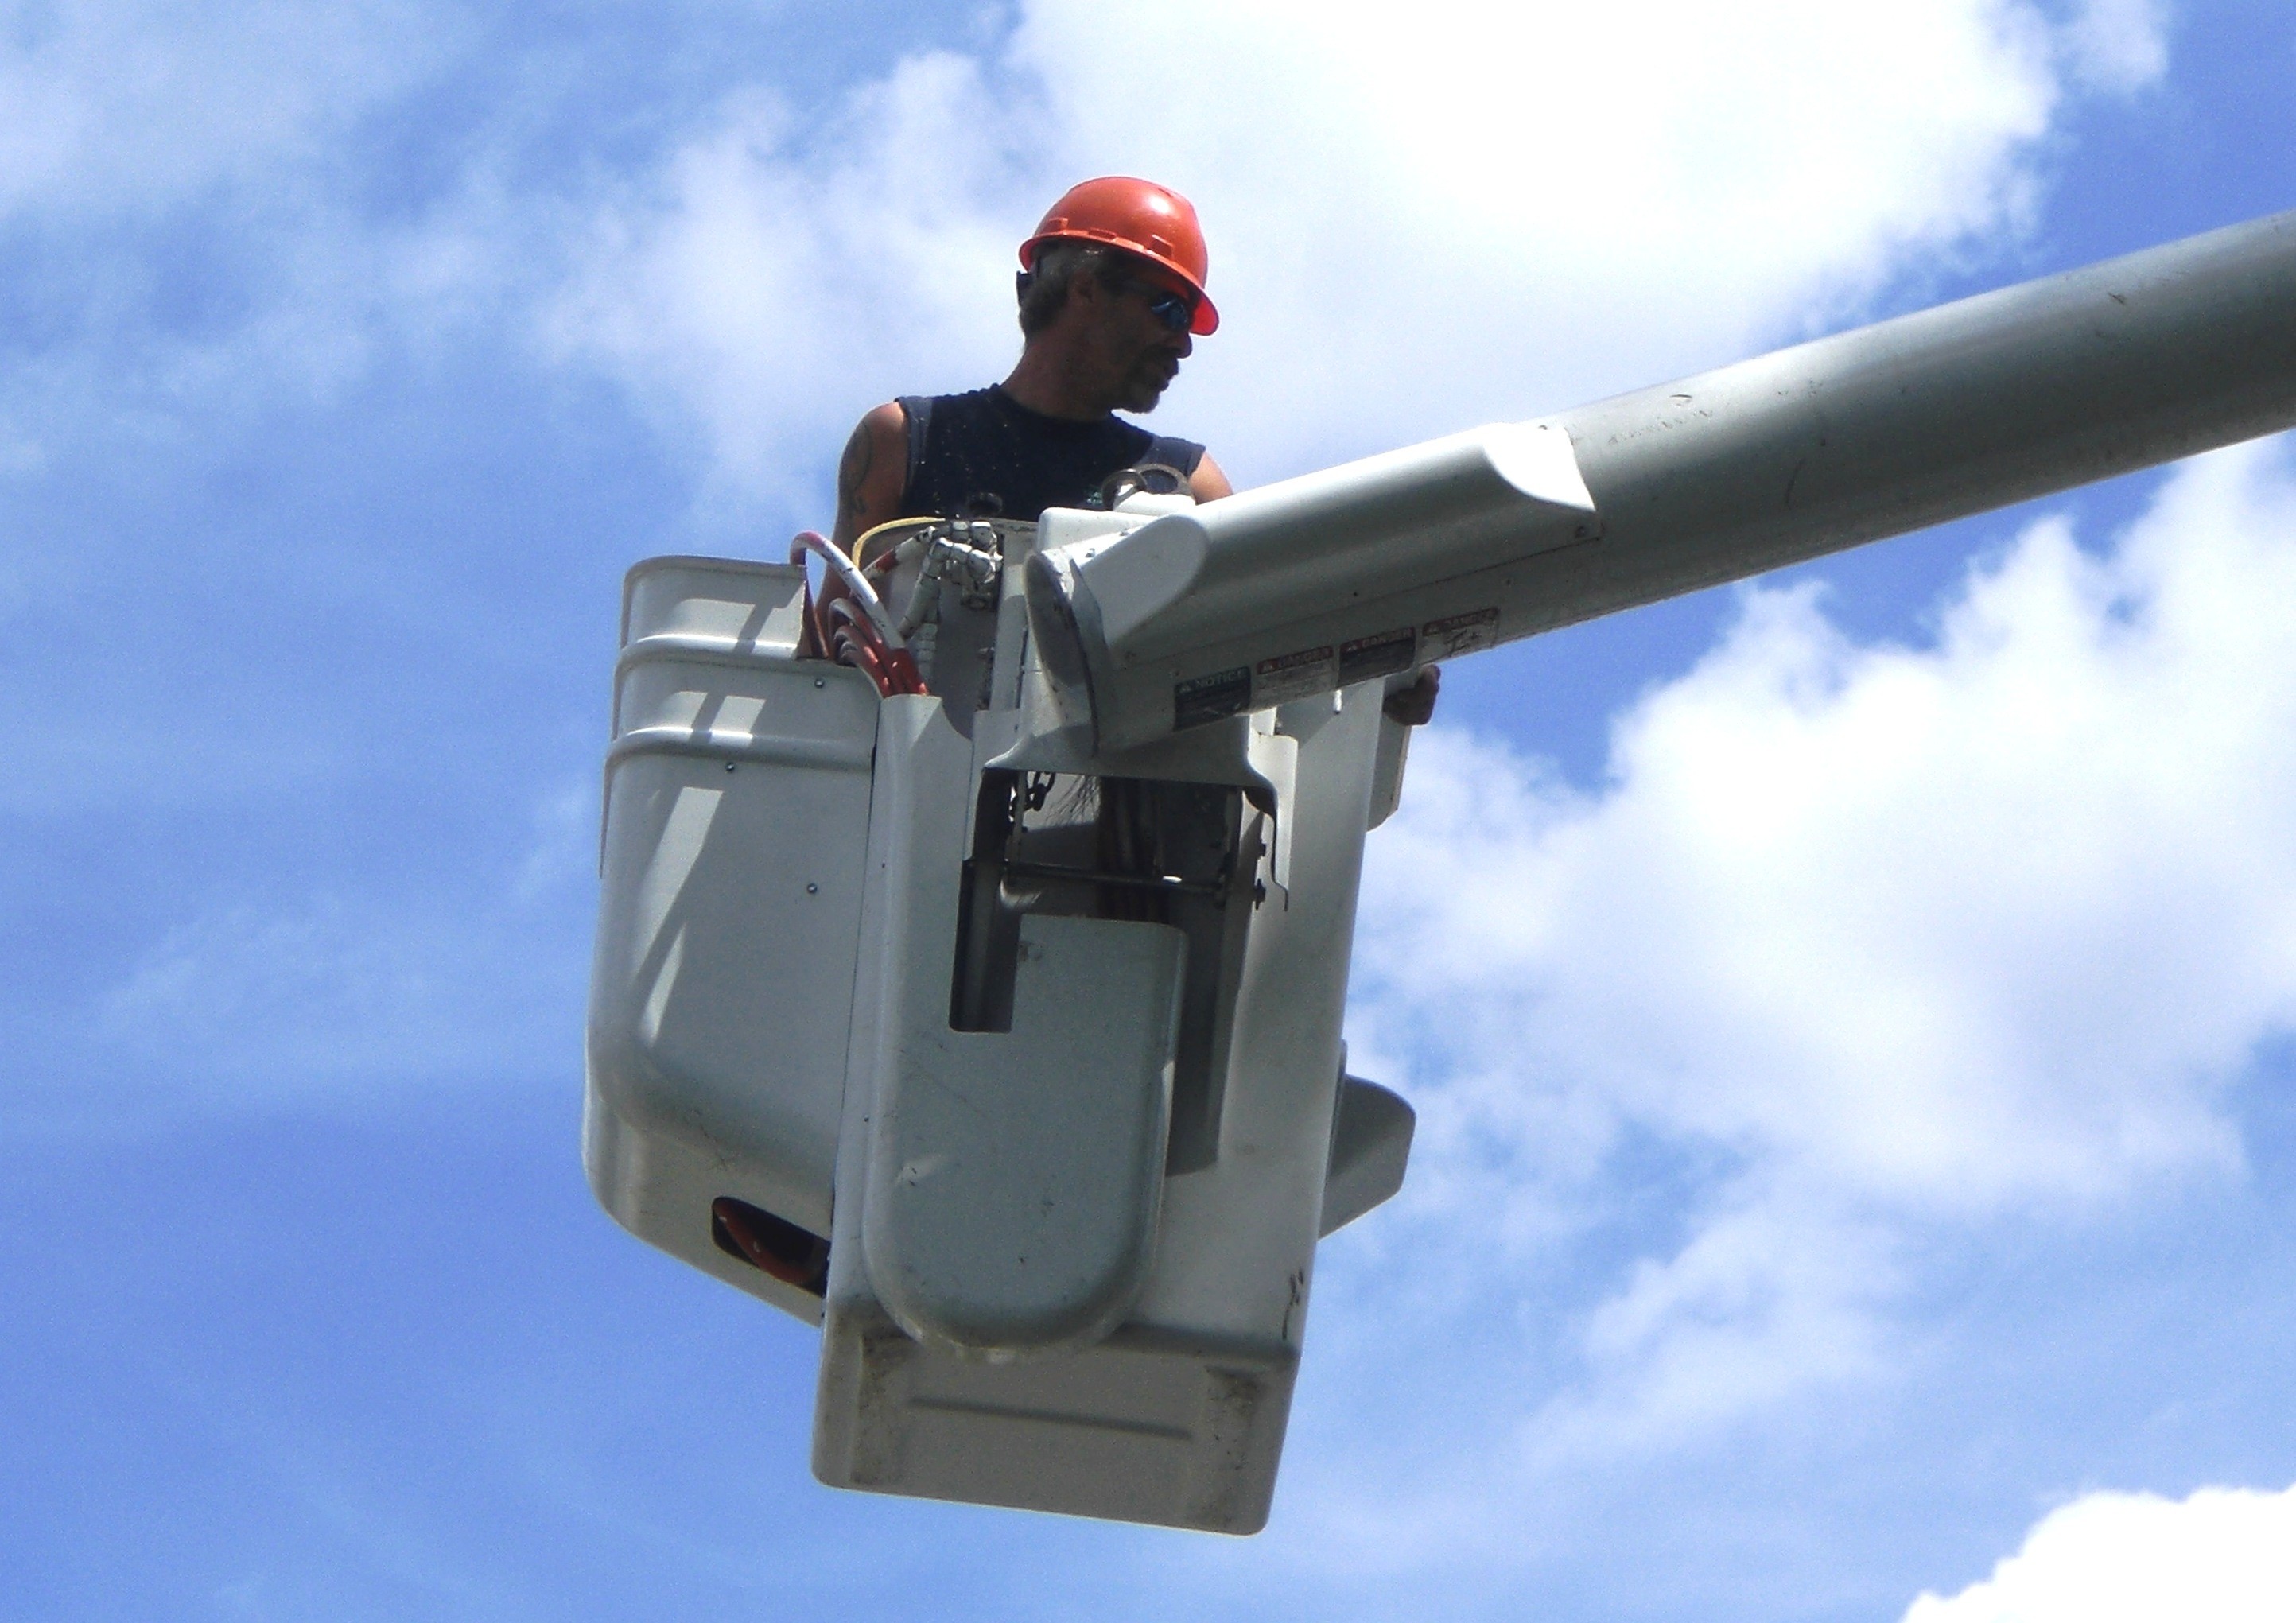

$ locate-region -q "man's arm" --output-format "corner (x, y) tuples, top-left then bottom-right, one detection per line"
(831, 402), (911, 554)
(1190, 450), (1233, 503)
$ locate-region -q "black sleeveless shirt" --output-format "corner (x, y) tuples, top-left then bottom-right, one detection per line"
(895, 386), (1205, 522)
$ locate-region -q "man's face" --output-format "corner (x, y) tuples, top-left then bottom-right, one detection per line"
(1082, 259), (1197, 414)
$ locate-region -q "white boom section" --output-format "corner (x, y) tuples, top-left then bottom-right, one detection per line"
(1025, 208), (2296, 756)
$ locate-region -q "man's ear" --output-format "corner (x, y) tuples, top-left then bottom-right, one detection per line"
(1066, 270), (1108, 313)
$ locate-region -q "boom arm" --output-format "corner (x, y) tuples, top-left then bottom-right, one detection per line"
(1025, 208), (2296, 756)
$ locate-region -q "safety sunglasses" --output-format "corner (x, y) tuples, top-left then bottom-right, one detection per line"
(1116, 279), (1198, 334)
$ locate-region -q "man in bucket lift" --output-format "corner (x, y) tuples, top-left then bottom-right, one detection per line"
(828, 174), (1440, 725)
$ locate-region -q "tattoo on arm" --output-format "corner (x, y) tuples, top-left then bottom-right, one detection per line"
(837, 419), (874, 532)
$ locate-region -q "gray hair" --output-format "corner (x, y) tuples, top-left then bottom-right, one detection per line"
(1016, 240), (1125, 336)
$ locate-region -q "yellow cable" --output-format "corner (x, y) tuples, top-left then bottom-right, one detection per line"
(850, 517), (942, 571)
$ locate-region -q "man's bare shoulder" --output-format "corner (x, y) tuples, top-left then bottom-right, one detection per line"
(857, 400), (907, 441)
(833, 402), (911, 549)
(1190, 449), (1233, 503)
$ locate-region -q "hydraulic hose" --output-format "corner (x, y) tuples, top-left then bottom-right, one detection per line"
(790, 530), (925, 696)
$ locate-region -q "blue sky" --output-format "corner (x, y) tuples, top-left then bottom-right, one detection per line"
(6, 1), (2296, 1617)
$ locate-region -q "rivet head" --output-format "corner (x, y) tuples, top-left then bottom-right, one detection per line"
(814, 677), (826, 689)
(725, 761), (736, 772)
(806, 883), (819, 895)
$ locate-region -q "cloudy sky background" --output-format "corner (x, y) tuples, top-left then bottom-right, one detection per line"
(6, 0), (2296, 1617)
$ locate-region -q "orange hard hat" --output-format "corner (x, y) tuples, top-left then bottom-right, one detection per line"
(1019, 176), (1218, 336)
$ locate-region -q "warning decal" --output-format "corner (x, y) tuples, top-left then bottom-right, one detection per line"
(1338, 626), (1417, 684)
(1253, 644), (1338, 707)
(1175, 665), (1252, 728)
(1423, 606), (1501, 658)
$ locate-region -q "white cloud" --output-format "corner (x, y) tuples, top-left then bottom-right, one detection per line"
(0, 0), (2174, 503)
(551, 0), (2167, 511)
(89, 802), (594, 1105)
(544, 54), (1031, 505)
(1903, 1481), (2296, 1621)
(91, 894), (557, 1095)
(0, 0), (531, 467)
(2058, 0), (2172, 91)
(0, 0), (445, 221)
(1346, 437), (2296, 1445)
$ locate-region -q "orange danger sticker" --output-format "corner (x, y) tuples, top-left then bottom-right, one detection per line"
(1253, 644), (1337, 707)
(1339, 627), (1417, 683)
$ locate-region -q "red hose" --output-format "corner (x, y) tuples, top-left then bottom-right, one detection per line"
(826, 594), (926, 696)
(792, 531), (927, 697)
